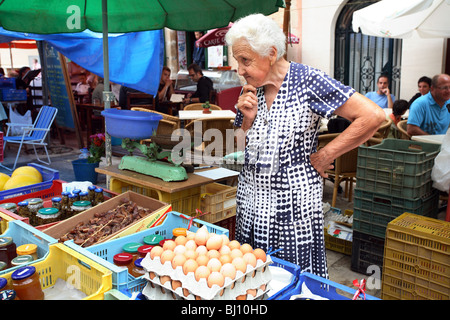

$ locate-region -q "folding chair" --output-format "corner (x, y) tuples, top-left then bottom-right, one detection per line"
(1, 105), (58, 171)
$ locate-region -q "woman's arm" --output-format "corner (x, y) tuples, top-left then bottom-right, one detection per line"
(310, 92), (386, 177)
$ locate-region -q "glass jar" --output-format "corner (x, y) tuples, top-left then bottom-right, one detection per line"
(17, 201), (30, 220)
(51, 197), (62, 212)
(72, 189), (81, 201)
(113, 253), (134, 274)
(143, 234), (164, 246)
(17, 244), (38, 261)
(79, 191), (89, 201)
(11, 255), (33, 267)
(0, 289), (19, 300)
(25, 198), (44, 226)
(88, 185), (96, 204)
(0, 237), (17, 268)
(71, 201), (92, 217)
(94, 188), (104, 204)
(138, 245), (154, 259)
(11, 266), (44, 300)
(0, 203), (17, 214)
(122, 242), (142, 262)
(60, 192), (70, 219)
(36, 208), (60, 226)
(130, 258), (146, 278)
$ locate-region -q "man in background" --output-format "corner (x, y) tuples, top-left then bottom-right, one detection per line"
(365, 74), (395, 109)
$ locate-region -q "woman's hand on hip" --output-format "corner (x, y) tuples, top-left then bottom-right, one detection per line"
(310, 148), (334, 178)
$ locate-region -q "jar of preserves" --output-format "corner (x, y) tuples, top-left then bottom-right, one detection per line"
(0, 237), (17, 268)
(122, 242), (141, 262)
(0, 203), (17, 214)
(61, 191), (70, 207)
(36, 208), (60, 226)
(17, 244), (38, 261)
(130, 258), (146, 278)
(72, 189), (81, 201)
(17, 201), (30, 220)
(26, 198), (44, 226)
(0, 289), (19, 300)
(79, 191), (89, 201)
(138, 245), (154, 259)
(51, 197), (62, 212)
(94, 188), (104, 204)
(143, 234), (164, 246)
(88, 185), (96, 204)
(11, 255), (33, 267)
(113, 253), (134, 274)
(71, 201), (92, 216)
(11, 266), (44, 300)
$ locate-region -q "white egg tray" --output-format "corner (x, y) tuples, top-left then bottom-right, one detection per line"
(140, 254), (273, 300)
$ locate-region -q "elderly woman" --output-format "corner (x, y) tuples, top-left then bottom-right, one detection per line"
(226, 14), (385, 277)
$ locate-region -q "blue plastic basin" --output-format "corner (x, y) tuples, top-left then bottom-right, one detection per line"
(101, 109), (162, 139)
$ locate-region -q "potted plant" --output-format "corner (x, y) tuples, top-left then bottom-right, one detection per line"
(202, 101), (211, 114)
(72, 133), (106, 184)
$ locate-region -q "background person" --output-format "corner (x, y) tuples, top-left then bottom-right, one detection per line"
(225, 14), (385, 277)
(182, 63), (214, 105)
(365, 74), (395, 109)
(389, 99), (409, 126)
(156, 66), (175, 114)
(408, 76), (431, 106)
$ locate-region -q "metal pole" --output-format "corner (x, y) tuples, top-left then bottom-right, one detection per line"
(102, 0), (112, 169)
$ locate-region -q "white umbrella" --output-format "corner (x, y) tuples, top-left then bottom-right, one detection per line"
(352, 0), (450, 38)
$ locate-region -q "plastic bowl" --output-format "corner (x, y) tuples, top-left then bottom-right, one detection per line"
(101, 109), (162, 140)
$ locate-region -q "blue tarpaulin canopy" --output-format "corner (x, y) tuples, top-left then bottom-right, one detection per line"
(0, 27), (164, 95)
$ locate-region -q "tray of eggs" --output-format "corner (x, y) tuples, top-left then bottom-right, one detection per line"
(140, 226), (273, 300)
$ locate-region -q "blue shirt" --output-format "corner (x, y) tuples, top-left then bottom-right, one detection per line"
(365, 91), (395, 109)
(407, 92), (450, 135)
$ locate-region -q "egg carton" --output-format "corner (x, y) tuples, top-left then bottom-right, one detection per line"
(140, 254), (273, 300)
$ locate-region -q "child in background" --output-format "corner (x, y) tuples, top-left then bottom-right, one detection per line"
(390, 99), (409, 126)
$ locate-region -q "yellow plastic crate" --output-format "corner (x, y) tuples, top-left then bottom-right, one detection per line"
(200, 183), (237, 223)
(382, 213), (450, 300)
(324, 209), (353, 255)
(1, 243), (112, 300)
(110, 177), (201, 216)
(0, 208), (29, 234)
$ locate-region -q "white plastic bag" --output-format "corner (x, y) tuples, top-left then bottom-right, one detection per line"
(431, 128), (450, 192)
(8, 107), (32, 136)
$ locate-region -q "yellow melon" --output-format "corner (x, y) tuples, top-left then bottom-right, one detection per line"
(11, 166), (43, 183)
(3, 174), (41, 190)
(0, 172), (10, 191)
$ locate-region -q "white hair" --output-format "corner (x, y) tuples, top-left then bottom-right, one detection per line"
(225, 14), (286, 59)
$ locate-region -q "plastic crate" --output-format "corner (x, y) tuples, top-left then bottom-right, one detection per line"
(0, 77), (16, 89)
(0, 207), (29, 233)
(0, 163), (59, 201)
(0, 220), (57, 276)
(0, 88), (27, 101)
(351, 230), (385, 275)
(0, 243), (112, 300)
(284, 272), (380, 300)
(110, 177), (201, 216)
(266, 256), (302, 300)
(382, 213), (449, 300)
(324, 209), (353, 255)
(214, 215), (236, 240)
(353, 188), (439, 238)
(200, 182), (236, 223)
(64, 211), (229, 293)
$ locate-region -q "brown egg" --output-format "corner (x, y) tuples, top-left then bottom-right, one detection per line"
(160, 250), (175, 264)
(194, 227), (209, 246)
(243, 252), (257, 268)
(206, 234), (223, 251)
(207, 249), (220, 259)
(253, 248), (267, 262)
(194, 265), (211, 281)
(160, 275), (171, 285)
(207, 271), (225, 288)
(163, 239), (176, 251)
(228, 240), (240, 250)
(173, 244), (187, 256)
(220, 263), (237, 280)
(240, 243), (253, 255)
(219, 254), (232, 265)
(236, 294), (247, 300)
(221, 234), (230, 246)
(172, 280), (182, 290)
(184, 239), (197, 251)
(174, 235), (187, 246)
(196, 254), (209, 267)
(230, 248), (243, 259)
(150, 246), (164, 260)
(247, 289), (257, 297)
(219, 245), (231, 256)
(232, 257), (247, 273)
(183, 258), (198, 275)
(184, 249), (199, 260)
(195, 245), (208, 256)
(172, 254), (187, 269)
(207, 258), (222, 272)
(186, 232), (195, 241)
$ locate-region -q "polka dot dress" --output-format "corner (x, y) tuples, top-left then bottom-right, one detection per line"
(234, 62), (355, 278)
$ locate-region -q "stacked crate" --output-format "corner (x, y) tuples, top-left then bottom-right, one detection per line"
(351, 139), (441, 275)
(382, 213), (449, 300)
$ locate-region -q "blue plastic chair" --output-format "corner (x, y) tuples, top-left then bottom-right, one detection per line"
(1, 105), (58, 171)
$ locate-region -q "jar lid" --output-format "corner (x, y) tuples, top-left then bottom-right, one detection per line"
(88, 185), (96, 190)
(68, 194), (77, 198)
(11, 266), (36, 280)
(138, 245), (154, 255)
(73, 201), (92, 207)
(172, 228), (187, 237)
(18, 201), (29, 206)
(134, 258), (143, 268)
(0, 203), (17, 210)
(11, 255), (33, 266)
(113, 253), (133, 264)
(143, 234), (164, 245)
(38, 207), (59, 215)
(0, 277), (7, 290)
(0, 290), (17, 301)
(95, 188), (103, 193)
(17, 243), (37, 255)
(0, 262), (6, 271)
(80, 191), (89, 196)
(52, 197), (62, 202)
(72, 189), (81, 194)
(0, 237), (13, 248)
(122, 242), (141, 253)
(61, 191), (70, 196)
(25, 198), (43, 205)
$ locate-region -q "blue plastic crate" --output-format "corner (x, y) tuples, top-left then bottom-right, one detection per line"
(0, 163), (59, 202)
(64, 211), (229, 293)
(284, 272), (380, 300)
(0, 219), (57, 276)
(0, 88), (27, 101)
(267, 256), (301, 300)
(0, 78), (16, 89)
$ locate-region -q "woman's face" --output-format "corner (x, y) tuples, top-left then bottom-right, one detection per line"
(232, 39), (271, 88)
(418, 81), (430, 95)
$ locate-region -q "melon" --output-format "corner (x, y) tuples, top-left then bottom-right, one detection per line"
(0, 172), (10, 191)
(11, 166), (43, 182)
(3, 174), (41, 190)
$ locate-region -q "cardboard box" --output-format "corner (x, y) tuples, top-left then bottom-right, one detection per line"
(44, 191), (172, 245)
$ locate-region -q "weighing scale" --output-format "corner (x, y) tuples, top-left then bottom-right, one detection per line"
(101, 109), (189, 182)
